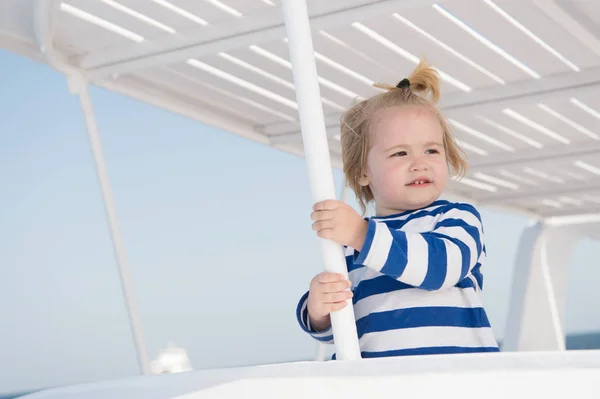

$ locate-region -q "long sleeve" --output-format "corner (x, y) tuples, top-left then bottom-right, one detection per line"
(295, 291), (334, 344)
(353, 203), (484, 291)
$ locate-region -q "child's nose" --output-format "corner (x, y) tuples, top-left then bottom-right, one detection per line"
(410, 158), (428, 171)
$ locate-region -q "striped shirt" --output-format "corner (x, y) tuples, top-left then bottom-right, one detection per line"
(296, 199), (499, 359)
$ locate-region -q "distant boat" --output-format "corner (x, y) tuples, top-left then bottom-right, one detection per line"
(150, 342), (193, 374)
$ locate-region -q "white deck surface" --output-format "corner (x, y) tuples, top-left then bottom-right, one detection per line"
(19, 350), (600, 398)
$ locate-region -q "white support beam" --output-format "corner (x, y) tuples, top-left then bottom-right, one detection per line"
(268, 126), (341, 146)
(503, 223), (583, 352)
(134, 68), (266, 125)
(468, 141), (600, 172)
(100, 76), (342, 169)
(436, 67), (596, 114)
(261, 114), (341, 136)
(97, 75), (269, 145)
(543, 207), (600, 220)
(34, 0), (153, 376)
(440, 67), (600, 114)
(261, 66), (600, 139)
(268, 132), (304, 146)
(477, 182), (600, 205)
(69, 73), (152, 376)
(531, 0), (600, 58)
(0, 31), (45, 63)
(80, 0), (456, 80)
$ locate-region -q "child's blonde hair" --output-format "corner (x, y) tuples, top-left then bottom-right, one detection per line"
(340, 58), (467, 214)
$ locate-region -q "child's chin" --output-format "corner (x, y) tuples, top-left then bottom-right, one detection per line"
(402, 194), (440, 209)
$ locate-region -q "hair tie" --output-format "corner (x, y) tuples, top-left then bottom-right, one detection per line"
(396, 78), (410, 89)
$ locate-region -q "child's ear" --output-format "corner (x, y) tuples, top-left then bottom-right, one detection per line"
(358, 174), (369, 186)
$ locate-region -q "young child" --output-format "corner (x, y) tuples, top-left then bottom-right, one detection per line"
(296, 59), (499, 359)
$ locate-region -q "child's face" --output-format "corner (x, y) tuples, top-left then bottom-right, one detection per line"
(360, 105), (449, 216)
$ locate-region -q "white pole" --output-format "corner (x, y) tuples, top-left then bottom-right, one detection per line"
(33, 0), (150, 375)
(67, 74), (152, 375)
(315, 176), (351, 361)
(539, 237), (566, 350)
(281, 0), (361, 360)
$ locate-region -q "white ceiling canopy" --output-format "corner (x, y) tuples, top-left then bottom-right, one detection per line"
(2, 0), (600, 220)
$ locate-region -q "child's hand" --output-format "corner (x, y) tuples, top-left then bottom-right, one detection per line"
(311, 200), (369, 250)
(307, 272), (353, 331)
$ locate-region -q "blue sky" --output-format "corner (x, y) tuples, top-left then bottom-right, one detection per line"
(1, 49), (598, 394)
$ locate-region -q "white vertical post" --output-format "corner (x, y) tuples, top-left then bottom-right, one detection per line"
(539, 237), (566, 350)
(281, 0), (361, 361)
(315, 176), (351, 361)
(68, 74), (151, 375)
(503, 222), (580, 352)
(33, 0), (150, 375)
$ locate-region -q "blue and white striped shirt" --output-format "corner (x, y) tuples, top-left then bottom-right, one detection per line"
(296, 199), (499, 358)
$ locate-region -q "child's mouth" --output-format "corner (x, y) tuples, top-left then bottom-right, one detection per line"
(407, 179), (432, 187)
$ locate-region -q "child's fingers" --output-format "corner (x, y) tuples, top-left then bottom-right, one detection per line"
(311, 220), (333, 231)
(310, 209), (333, 221)
(322, 291), (353, 304)
(315, 272), (346, 284)
(312, 200), (340, 211)
(320, 279), (351, 293)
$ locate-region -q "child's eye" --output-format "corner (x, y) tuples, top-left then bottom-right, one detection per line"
(426, 149), (440, 154)
(392, 151), (407, 157)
